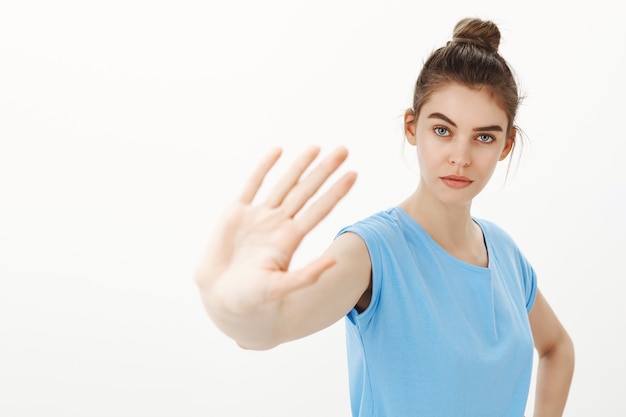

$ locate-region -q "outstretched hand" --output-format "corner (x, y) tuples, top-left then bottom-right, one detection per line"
(195, 146), (357, 317)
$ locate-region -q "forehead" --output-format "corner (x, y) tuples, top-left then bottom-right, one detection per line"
(418, 82), (508, 127)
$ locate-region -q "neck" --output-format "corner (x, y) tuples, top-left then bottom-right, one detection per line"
(399, 183), (476, 248)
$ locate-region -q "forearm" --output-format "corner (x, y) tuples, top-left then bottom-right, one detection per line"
(533, 333), (575, 417)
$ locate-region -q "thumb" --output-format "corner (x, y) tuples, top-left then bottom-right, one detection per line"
(266, 256), (337, 301)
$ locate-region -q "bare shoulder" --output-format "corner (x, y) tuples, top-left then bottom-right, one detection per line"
(326, 231), (370, 263)
(322, 232), (373, 315)
(318, 231), (371, 297)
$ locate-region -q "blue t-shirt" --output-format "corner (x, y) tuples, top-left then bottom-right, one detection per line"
(337, 207), (537, 417)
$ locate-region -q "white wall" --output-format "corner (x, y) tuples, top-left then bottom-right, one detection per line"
(1, 1), (624, 416)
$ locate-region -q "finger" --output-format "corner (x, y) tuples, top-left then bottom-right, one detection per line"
(238, 147), (283, 204)
(263, 145), (321, 208)
(297, 170), (357, 233)
(280, 146), (350, 217)
(265, 256), (337, 302)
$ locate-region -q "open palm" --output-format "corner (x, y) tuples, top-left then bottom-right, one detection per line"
(196, 146), (356, 316)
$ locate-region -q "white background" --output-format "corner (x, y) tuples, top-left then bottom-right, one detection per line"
(1, 1), (624, 416)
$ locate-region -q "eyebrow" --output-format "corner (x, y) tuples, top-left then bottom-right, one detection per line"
(427, 112), (503, 132)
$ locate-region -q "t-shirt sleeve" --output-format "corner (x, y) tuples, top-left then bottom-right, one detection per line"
(515, 246), (537, 313)
(480, 218), (538, 314)
(518, 250), (537, 313)
(502, 232), (537, 314)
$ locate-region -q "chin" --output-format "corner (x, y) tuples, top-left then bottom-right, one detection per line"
(435, 188), (478, 208)
(440, 198), (474, 209)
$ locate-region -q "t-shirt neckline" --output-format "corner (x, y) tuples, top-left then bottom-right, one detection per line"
(391, 206), (492, 272)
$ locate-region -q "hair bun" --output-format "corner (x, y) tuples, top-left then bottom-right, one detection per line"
(452, 18), (500, 53)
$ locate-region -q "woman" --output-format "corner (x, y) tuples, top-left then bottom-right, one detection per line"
(195, 18), (574, 416)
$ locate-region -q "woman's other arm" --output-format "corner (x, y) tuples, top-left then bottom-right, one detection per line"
(529, 289), (575, 417)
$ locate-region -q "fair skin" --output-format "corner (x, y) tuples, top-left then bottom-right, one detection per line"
(195, 82), (573, 415)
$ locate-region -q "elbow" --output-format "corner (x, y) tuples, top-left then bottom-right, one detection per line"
(563, 332), (575, 367)
(539, 330), (575, 370)
(558, 331), (575, 361)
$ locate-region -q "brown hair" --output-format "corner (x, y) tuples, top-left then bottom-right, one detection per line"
(409, 18), (522, 138)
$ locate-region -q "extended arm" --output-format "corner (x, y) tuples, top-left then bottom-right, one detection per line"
(195, 146), (370, 350)
(529, 289), (575, 417)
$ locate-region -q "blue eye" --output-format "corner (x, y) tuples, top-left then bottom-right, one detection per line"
(434, 126), (449, 136)
(476, 134), (495, 143)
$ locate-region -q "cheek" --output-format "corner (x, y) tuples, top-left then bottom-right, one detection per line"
(475, 152), (502, 177)
(415, 141), (444, 176)
(416, 138), (436, 160)
(415, 142), (429, 168)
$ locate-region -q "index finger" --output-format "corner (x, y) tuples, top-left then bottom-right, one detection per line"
(238, 147), (283, 204)
(296, 170), (357, 233)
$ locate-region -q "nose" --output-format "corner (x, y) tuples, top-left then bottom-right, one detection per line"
(449, 140), (471, 167)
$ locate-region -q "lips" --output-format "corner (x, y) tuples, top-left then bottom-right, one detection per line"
(440, 175), (473, 189)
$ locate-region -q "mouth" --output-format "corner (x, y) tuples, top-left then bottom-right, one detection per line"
(440, 175), (473, 189)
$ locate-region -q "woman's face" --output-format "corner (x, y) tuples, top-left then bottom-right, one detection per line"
(405, 82), (514, 208)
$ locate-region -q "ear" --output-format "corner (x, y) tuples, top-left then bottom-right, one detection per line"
(499, 128), (516, 161)
(404, 108), (417, 146)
